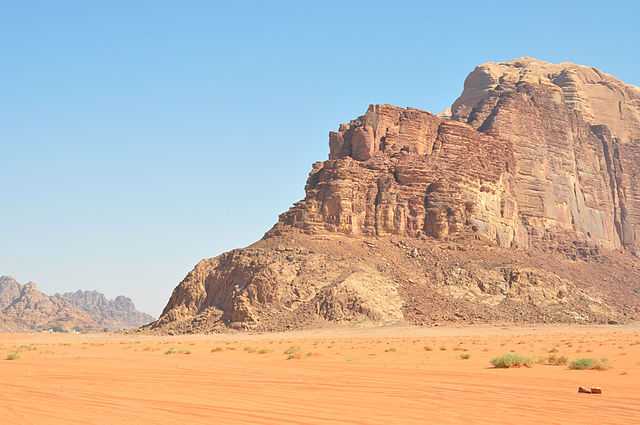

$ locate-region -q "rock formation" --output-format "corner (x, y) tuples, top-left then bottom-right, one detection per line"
(58, 290), (154, 330)
(0, 276), (153, 331)
(151, 58), (640, 333)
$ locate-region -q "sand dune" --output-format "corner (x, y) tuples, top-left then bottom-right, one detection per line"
(1, 325), (639, 424)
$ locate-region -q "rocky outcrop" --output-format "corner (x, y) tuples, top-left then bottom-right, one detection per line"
(151, 58), (640, 333)
(272, 58), (640, 255)
(272, 104), (522, 248)
(58, 290), (154, 329)
(0, 276), (153, 331)
(451, 57), (640, 253)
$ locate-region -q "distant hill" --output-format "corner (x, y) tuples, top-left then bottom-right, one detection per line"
(0, 276), (153, 332)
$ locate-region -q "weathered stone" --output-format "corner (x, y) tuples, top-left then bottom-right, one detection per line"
(150, 58), (640, 333)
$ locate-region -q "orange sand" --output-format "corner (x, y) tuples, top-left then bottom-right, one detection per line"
(1, 325), (639, 424)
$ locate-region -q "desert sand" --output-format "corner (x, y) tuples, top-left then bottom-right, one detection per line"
(1, 325), (639, 424)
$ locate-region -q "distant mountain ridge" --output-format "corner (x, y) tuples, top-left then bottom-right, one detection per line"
(57, 289), (154, 329)
(0, 276), (153, 332)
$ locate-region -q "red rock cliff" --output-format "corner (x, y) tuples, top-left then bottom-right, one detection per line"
(272, 58), (640, 255)
(151, 58), (640, 333)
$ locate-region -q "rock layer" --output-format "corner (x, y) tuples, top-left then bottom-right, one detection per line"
(152, 58), (640, 333)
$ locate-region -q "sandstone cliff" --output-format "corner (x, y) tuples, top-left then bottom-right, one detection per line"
(58, 290), (154, 329)
(151, 58), (640, 333)
(0, 276), (153, 331)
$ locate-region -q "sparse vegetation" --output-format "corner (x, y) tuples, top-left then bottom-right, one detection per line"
(459, 353), (471, 360)
(423, 346), (433, 351)
(17, 344), (37, 352)
(490, 353), (533, 368)
(211, 347), (224, 353)
(164, 347), (191, 355)
(284, 346), (301, 355)
(5, 352), (20, 360)
(568, 358), (610, 370)
(545, 354), (569, 366)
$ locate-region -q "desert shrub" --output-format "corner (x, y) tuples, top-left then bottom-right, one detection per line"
(210, 347), (224, 353)
(284, 346), (301, 355)
(490, 353), (533, 368)
(569, 358), (610, 370)
(546, 355), (569, 366)
(5, 352), (20, 360)
(164, 348), (190, 355)
(384, 347), (397, 353)
(17, 345), (36, 352)
(459, 353), (471, 360)
(424, 346), (433, 351)
(286, 352), (303, 360)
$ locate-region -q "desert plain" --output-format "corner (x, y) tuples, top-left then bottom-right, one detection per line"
(1, 324), (639, 425)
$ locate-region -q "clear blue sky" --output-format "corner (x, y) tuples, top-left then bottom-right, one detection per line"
(2, 1), (638, 316)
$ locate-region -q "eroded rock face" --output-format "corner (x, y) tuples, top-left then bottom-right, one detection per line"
(273, 59), (640, 254)
(58, 290), (154, 329)
(152, 58), (640, 333)
(451, 57), (640, 253)
(273, 105), (523, 248)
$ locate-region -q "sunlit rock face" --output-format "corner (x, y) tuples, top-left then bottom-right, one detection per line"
(451, 57), (640, 253)
(153, 58), (640, 333)
(275, 58), (640, 254)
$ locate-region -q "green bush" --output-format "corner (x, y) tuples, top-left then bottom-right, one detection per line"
(490, 353), (533, 368)
(568, 358), (609, 370)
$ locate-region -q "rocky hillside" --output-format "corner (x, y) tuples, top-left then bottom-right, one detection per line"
(58, 290), (154, 330)
(150, 58), (640, 333)
(0, 276), (153, 331)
